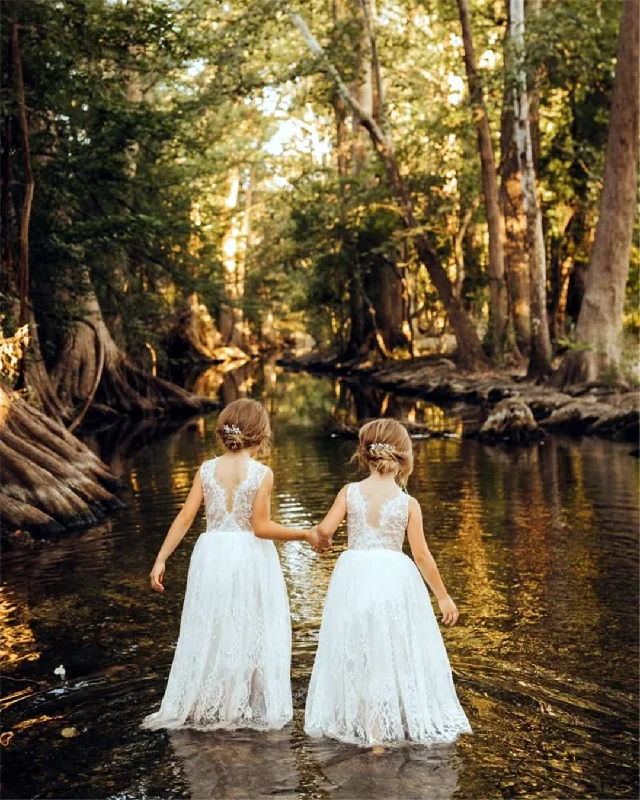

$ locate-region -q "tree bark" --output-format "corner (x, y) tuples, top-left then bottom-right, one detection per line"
(219, 170), (245, 349)
(456, 0), (508, 359)
(510, 0), (552, 378)
(351, 2), (374, 172)
(0, 380), (122, 536)
(552, 0), (639, 386)
(9, 19), (33, 329)
(500, 14), (531, 357)
(287, 9), (489, 370)
(50, 277), (215, 422)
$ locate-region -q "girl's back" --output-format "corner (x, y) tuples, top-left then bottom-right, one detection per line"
(200, 454), (267, 533)
(346, 480), (409, 552)
(305, 419), (471, 746)
(142, 399), (294, 732)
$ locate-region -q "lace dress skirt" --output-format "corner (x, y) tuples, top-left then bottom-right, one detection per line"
(304, 548), (472, 746)
(142, 529), (293, 731)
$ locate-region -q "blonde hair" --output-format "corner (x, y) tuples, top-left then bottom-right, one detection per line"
(353, 418), (414, 487)
(216, 399), (271, 453)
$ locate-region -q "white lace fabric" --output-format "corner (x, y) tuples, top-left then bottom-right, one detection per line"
(304, 481), (472, 746)
(142, 457), (293, 732)
(347, 482), (408, 552)
(200, 457), (266, 532)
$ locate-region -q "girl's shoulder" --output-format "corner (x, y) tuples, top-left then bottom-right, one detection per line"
(198, 457), (217, 480)
(406, 494), (421, 514)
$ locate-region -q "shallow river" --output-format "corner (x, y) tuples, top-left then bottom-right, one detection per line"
(2, 364), (639, 799)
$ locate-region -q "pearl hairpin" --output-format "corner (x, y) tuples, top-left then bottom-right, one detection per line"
(369, 442), (393, 454)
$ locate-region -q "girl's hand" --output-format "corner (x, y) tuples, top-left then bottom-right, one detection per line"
(305, 526), (322, 549)
(438, 595), (459, 626)
(305, 526), (331, 554)
(150, 560), (166, 592)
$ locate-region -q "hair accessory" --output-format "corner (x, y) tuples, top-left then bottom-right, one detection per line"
(222, 424), (242, 436)
(369, 442), (394, 454)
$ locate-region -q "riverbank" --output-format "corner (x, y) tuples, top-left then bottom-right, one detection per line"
(280, 353), (640, 445)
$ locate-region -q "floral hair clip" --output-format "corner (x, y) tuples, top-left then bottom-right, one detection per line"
(368, 442), (394, 454)
(222, 424), (242, 436)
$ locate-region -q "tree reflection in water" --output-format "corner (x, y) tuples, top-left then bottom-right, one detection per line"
(169, 721), (459, 800)
(1, 363), (637, 799)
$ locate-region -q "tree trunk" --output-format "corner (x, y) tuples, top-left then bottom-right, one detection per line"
(346, 267), (373, 357)
(163, 293), (233, 382)
(351, 2), (374, 172)
(9, 19), (33, 329)
(456, 0), (508, 360)
(500, 19), (531, 357)
(0, 381), (122, 536)
(552, 0), (639, 386)
(9, 14), (63, 416)
(510, 0), (552, 378)
(50, 278), (216, 424)
(287, 10), (489, 370)
(526, 0), (542, 175)
(367, 260), (408, 351)
(219, 171), (252, 350)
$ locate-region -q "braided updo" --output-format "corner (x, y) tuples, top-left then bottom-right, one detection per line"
(216, 399), (271, 453)
(353, 418), (414, 486)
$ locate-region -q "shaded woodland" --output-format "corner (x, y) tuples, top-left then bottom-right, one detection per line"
(0, 0), (638, 532)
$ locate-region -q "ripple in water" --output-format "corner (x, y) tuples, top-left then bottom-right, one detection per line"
(1, 364), (638, 799)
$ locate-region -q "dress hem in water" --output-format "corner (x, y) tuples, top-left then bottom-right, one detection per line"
(142, 713), (293, 733)
(303, 722), (472, 748)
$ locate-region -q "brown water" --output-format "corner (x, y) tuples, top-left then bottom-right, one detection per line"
(2, 363), (639, 799)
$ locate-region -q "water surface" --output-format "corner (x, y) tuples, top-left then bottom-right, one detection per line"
(2, 364), (638, 799)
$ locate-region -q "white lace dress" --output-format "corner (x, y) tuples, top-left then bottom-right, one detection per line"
(142, 457), (293, 731)
(304, 482), (472, 746)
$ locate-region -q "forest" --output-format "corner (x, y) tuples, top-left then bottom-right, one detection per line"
(0, 0), (638, 533)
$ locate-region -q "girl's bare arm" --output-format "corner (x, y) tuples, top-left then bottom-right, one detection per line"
(316, 486), (348, 544)
(252, 469), (319, 545)
(407, 497), (459, 626)
(150, 471), (204, 592)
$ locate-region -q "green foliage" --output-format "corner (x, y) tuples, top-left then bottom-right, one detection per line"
(1, 0), (632, 367)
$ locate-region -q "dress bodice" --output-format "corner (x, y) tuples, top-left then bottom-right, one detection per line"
(200, 457), (268, 532)
(346, 482), (409, 552)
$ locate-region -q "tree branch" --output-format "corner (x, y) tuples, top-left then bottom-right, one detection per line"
(286, 10), (388, 147)
(358, 0), (390, 137)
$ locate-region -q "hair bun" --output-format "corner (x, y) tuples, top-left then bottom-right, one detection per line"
(221, 423), (244, 451)
(215, 399), (272, 454)
(353, 418), (414, 487)
(368, 442), (397, 463)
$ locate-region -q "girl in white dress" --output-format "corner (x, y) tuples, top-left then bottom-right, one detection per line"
(305, 418), (472, 747)
(143, 399), (321, 732)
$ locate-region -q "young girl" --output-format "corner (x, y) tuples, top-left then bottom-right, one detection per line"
(143, 398), (320, 731)
(304, 418), (472, 746)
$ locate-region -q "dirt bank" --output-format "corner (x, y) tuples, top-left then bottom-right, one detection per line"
(281, 353), (639, 445)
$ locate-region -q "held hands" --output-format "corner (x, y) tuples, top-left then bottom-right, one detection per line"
(438, 594), (459, 626)
(149, 560), (166, 592)
(305, 525), (332, 555)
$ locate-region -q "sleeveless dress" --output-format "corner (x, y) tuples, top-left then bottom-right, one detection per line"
(304, 482), (471, 746)
(142, 457), (293, 731)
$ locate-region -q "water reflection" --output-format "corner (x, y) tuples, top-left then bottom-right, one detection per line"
(169, 727), (300, 800)
(300, 734), (459, 800)
(1, 363), (638, 799)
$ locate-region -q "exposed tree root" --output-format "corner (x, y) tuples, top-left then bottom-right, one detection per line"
(549, 350), (608, 389)
(0, 381), (123, 537)
(50, 287), (219, 424)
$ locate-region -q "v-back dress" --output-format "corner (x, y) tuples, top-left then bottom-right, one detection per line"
(304, 482), (471, 746)
(142, 457), (293, 731)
